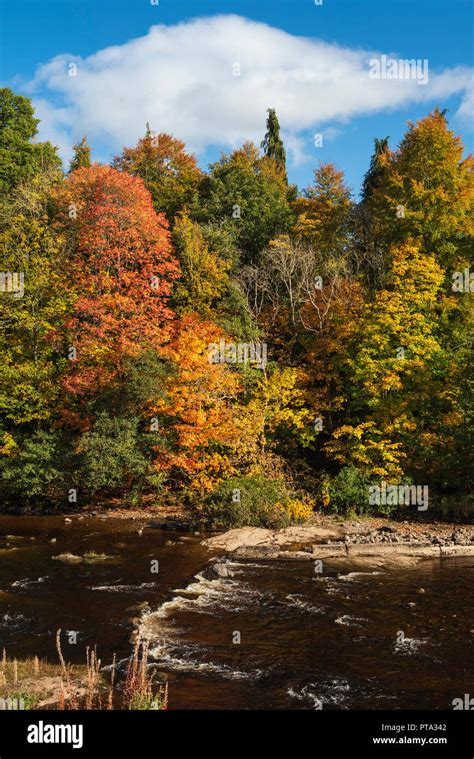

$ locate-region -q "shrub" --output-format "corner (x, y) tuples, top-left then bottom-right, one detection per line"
(275, 498), (314, 523)
(327, 466), (374, 515)
(77, 413), (148, 495)
(0, 430), (66, 503)
(327, 467), (429, 516)
(204, 474), (313, 528)
(435, 494), (473, 522)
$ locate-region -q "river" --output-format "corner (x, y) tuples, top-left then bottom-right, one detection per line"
(0, 516), (472, 709)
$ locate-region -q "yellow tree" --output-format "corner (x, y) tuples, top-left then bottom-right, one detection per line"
(368, 108), (473, 267)
(0, 171), (68, 427)
(172, 211), (230, 317)
(293, 163), (352, 260)
(326, 240), (445, 479)
(150, 315), (242, 494)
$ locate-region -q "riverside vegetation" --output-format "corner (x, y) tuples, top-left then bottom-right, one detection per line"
(0, 89), (472, 526)
(0, 631), (167, 710)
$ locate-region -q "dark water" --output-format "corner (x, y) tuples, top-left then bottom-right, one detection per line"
(1, 516), (473, 710)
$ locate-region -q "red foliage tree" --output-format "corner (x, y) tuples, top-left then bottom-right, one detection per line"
(54, 165), (180, 399)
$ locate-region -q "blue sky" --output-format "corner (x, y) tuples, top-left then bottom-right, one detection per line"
(1, 0), (473, 197)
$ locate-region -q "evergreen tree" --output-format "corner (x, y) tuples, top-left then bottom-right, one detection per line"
(361, 137), (390, 203)
(69, 136), (92, 172)
(261, 108), (286, 175)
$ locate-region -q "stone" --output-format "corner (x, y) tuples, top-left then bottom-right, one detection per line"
(209, 563), (233, 578)
(232, 545), (280, 559)
(203, 524), (344, 553)
(52, 553), (82, 564)
(125, 601), (150, 613)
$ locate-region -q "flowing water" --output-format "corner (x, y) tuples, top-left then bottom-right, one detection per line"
(0, 516), (472, 709)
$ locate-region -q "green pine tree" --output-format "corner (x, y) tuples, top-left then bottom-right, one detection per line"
(361, 136), (390, 203)
(69, 135), (92, 172)
(261, 108), (287, 175)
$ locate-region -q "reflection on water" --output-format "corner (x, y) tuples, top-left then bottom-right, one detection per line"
(0, 516), (473, 709)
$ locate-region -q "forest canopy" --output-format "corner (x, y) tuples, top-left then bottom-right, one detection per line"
(0, 90), (472, 524)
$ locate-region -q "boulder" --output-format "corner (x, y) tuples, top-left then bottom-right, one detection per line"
(209, 563), (234, 579)
(203, 524), (344, 553)
(203, 527), (271, 552)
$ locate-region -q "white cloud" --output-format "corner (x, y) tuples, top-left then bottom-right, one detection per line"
(26, 14), (473, 163)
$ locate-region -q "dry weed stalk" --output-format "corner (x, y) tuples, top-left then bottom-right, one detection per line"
(56, 629), (78, 709)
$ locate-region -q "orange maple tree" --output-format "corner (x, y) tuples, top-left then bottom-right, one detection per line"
(150, 314), (243, 492)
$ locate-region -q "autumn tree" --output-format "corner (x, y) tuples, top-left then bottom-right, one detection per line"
(53, 165), (180, 408)
(325, 240), (445, 481)
(240, 166), (359, 469)
(293, 164), (353, 262)
(172, 211), (230, 317)
(367, 109), (473, 267)
(113, 128), (202, 224)
(360, 111), (473, 493)
(150, 315), (243, 494)
(0, 167), (72, 504)
(0, 169), (67, 428)
(235, 365), (315, 464)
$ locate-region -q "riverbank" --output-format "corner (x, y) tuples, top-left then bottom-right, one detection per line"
(203, 515), (474, 567)
(2, 502), (472, 531)
(3, 505), (473, 564)
(0, 498), (193, 525)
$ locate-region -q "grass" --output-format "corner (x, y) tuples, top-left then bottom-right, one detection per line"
(0, 631), (167, 710)
(0, 691), (39, 710)
(122, 639), (168, 710)
(0, 647), (89, 708)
